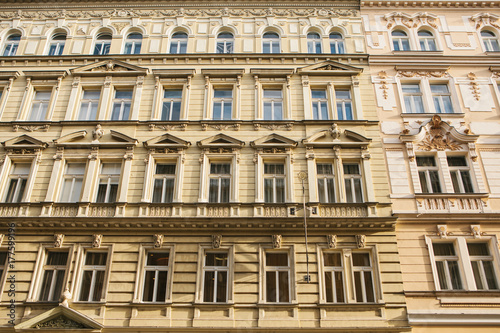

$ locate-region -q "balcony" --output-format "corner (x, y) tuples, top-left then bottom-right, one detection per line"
(253, 204), (298, 218)
(309, 203), (376, 218)
(197, 203), (240, 217)
(41, 203), (126, 217)
(139, 203), (182, 217)
(415, 193), (490, 214)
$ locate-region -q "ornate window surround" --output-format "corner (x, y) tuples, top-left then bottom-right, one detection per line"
(250, 69), (294, 121)
(201, 69), (244, 121)
(0, 71), (19, 119)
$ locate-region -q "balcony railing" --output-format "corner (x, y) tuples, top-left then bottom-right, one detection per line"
(415, 194), (490, 213)
(308, 203), (374, 218)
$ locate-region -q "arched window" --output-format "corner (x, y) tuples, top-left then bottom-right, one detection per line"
(48, 33), (66, 56)
(124, 33), (142, 54)
(216, 32), (234, 54)
(3, 34), (21, 56)
(329, 32), (345, 54)
(170, 32), (188, 54)
(262, 32), (280, 54)
(392, 30), (410, 51)
(307, 32), (322, 54)
(481, 30), (500, 52)
(94, 33), (112, 55)
(418, 30), (437, 51)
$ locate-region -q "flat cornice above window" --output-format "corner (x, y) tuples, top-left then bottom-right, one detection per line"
(23, 70), (67, 80)
(250, 69), (294, 78)
(395, 65), (450, 73)
(201, 69), (245, 78)
(0, 71), (20, 80)
(152, 69), (195, 78)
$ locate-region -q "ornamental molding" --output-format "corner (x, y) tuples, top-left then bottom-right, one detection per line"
(327, 235), (337, 249)
(14, 305), (104, 330)
(143, 133), (191, 150)
(303, 125), (371, 148)
(253, 122), (294, 131)
(470, 13), (500, 30)
(92, 234), (102, 248)
(250, 133), (298, 149)
(467, 72), (481, 101)
(384, 11), (439, 29)
(356, 235), (366, 248)
(212, 234), (222, 248)
(54, 234), (64, 248)
(153, 234), (164, 248)
(149, 123), (187, 131)
(396, 67), (449, 78)
(34, 316), (88, 329)
(272, 234), (282, 249)
(201, 123), (241, 131)
(0, 8), (358, 20)
(70, 59), (148, 77)
(12, 124), (50, 132)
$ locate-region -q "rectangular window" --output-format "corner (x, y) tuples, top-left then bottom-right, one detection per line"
(78, 90), (100, 121)
(79, 252), (108, 302)
(336, 90), (353, 120)
(317, 163), (335, 203)
(264, 163), (285, 203)
(265, 252), (290, 302)
(39, 251), (68, 301)
(209, 163), (230, 203)
(29, 91), (51, 121)
(0, 251), (7, 285)
(96, 163), (121, 203)
(352, 252), (375, 303)
(447, 156), (474, 193)
(431, 84), (454, 113)
(162, 90), (182, 121)
(5, 163), (30, 203)
(263, 89), (283, 120)
(432, 242), (463, 290)
(312, 90), (329, 120)
(59, 163), (85, 202)
(213, 90), (233, 120)
(416, 156), (441, 193)
(343, 164), (363, 203)
(323, 252), (345, 303)
(152, 164), (176, 203)
(402, 84), (425, 113)
(467, 242), (499, 290)
(143, 252), (169, 302)
(111, 90), (133, 120)
(203, 252), (229, 302)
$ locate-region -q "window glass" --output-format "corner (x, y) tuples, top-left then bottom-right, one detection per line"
(263, 32), (280, 54)
(416, 156), (441, 193)
(216, 32), (234, 54)
(60, 163), (85, 202)
(343, 164), (362, 203)
(431, 84), (453, 113)
(79, 252), (108, 302)
(317, 163), (335, 203)
(263, 89), (283, 120)
(124, 33), (142, 54)
(447, 156), (474, 193)
(152, 164), (176, 203)
(209, 163), (231, 203)
(307, 32), (322, 54)
(432, 242), (463, 290)
(170, 32), (188, 54)
(203, 252), (229, 302)
(5, 163), (30, 203)
(162, 90), (182, 121)
(418, 30), (437, 51)
(213, 90), (233, 120)
(265, 252), (289, 303)
(29, 91), (51, 121)
(79, 90), (100, 120)
(143, 252), (169, 302)
(3, 34), (20, 56)
(264, 163), (285, 203)
(336, 90), (352, 120)
(330, 33), (345, 54)
(392, 30), (410, 51)
(96, 163), (121, 203)
(48, 34), (66, 56)
(311, 89), (329, 120)
(94, 33), (111, 55)
(323, 252), (344, 303)
(402, 84), (425, 113)
(39, 251), (68, 301)
(481, 30), (500, 52)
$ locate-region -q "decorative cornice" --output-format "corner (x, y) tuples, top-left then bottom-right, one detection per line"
(362, 1), (500, 9)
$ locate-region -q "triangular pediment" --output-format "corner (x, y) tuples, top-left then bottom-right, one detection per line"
(54, 130), (88, 145)
(15, 305), (103, 330)
(251, 133), (298, 148)
(297, 61), (363, 76)
(2, 134), (48, 149)
(54, 128), (137, 148)
(109, 130), (138, 145)
(144, 133), (191, 149)
(197, 134), (245, 148)
(303, 125), (371, 148)
(400, 114), (478, 151)
(71, 59), (148, 77)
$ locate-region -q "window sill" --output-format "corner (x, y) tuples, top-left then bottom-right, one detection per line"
(414, 193), (489, 199)
(257, 302), (298, 307)
(401, 112), (465, 118)
(406, 290), (500, 297)
(193, 302), (235, 307)
(318, 302), (385, 308)
(392, 50), (444, 55)
(130, 300), (173, 306)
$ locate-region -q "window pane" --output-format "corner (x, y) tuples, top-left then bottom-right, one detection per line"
(429, 171), (442, 193)
(275, 178), (285, 203)
(266, 271), (277, 302)
(354, 271), (363, 302)
(435, 261), (448, 289)
(433, 243), (455, 256)
(278, 271), (289, 302)
(147, 252), (169, 266)
(352, 253), (370, 267)
(325, 271), (333, 302)
(79, 271), (92, 301)
(47, 252), (68, 265)
(471, 261), (485, 290)
(205, 252), (228, 266)
(266, 253), (288, 266)
(214, 90), (232, 98)
(53, 270), (65, 301)
(204, 271), (215, 302)
(39, 270), (54, 301)
(324, 253), (342, 266)
(483, 261), (499, 290)
(335, 271), (345, 303)
(364, 272), (375, 302)
(220, 178), (230, 203)
(85, 252), (108, 266)
(143, 270), (155, 302)
(216, 271), (228, 302)
(156, 270), (167, 302)
(448, 261), (463, 290)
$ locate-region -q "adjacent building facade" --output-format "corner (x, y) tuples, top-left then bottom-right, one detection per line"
(0, 1), (409, 332)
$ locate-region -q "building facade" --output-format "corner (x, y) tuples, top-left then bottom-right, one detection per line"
(362, 1), (500, 332)
(0, 1), (410, 332)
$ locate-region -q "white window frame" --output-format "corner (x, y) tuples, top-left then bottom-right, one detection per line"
(208, 162), (232, 203)
(307, 32), (322, 54)
(329, 32), (345, 54)
(38, 250), (71, 302)
(150, 71), (193, 121)
(262, 88), (284, 121)
(73, 245), (113, 303)
(169, 32), (188, 54)
(133, 244), (175, 304)
(398, 78), (459, 114)
(151, 163), (176, 203)
(391, 30), (411, 51)
(263, 162), (286, 204)
(418, 30), (437, 51)
(316, 162), (337, 203)
(212, 89), (234, 121)
(17, 76), (62, 122)
(262, 32), (281, 54)
(216, 32), (234, 54)
(311, 88), (330, 120)
(255, 152), (294, 204)
(416, 155), (442, 194)
(252, 73), (292, 121)
(202, 73), (242, 121)
(318, 244), (383, 304)
(28, 90), (51, 121)
(195, 244), (234, 304)
(447, 155), (475, 193)
(142, 154), (184, 205)
(259, 245), (297, 304)
(426, 235), (500, 291)
(47, 33), (66, 56)
(93, 33), (112, 55)
(481, 30), (500, 52)
(3, 162), (30, 203)
(95, 162), (122, 203)
(3, 34), (20, 56)
(343, 162), (364, 203)
(78, 89), (101, 121)
(335, 89), (353, 120)
(110, 88), (133, 121)
(59, 162), (86, 202)
(161, 89), (183, 121)
(123, 32), (142, 55)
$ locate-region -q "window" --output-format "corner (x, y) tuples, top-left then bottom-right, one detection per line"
(431, 84), (453, 113)
(48, 34), (66, 56)
(343, 164), (363, 203)
(60, 163), (85, 202)
(317, 163), (335, 203)
(152, 164), (176, 203)
(330, 32), (345, 54)
(418, 30), (437, 51)
(336, 90), (353, 120)
(416, 156), (442, 193)
(402, 84), (424, 113)
(352, 252), (375, 302)
(263, 89), (283, 120)
(29, 91), (51, 121)
(264, 163), (285, 203)
(481, 30), (500, 52)
(78, 90), (100, 120)
(3, 34), (20, 56)
(124, 33), (142, 54)
(265, 252), (290, 302)
(93, 33), (111, 55)
(447, 156), (474, 193)
(263, 32), (280, 54)
(468, 242), (499, 290)
(78, 252), (108, 302)
(311, 89), (329, 120)
(213, 90), (233, 120)
(209, 163), (230, 203)
(170, 32), (188, 54)
(307, 32), (322, 54)
(5, 163), (30, 203)
(432, 242), (463, 290)
(216, 32), (234, 54)
(0, 251), (8, 286)
(39, 251), (69, 301)
(392, 30), (410, 51)
(323, 252), (345, 302)
(202, 252), (229, 302)
(96, 163), (121, 203)
(111, 90), (132, 120)
(161, 90), (182, 121)
(142, 252), (170, 302)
